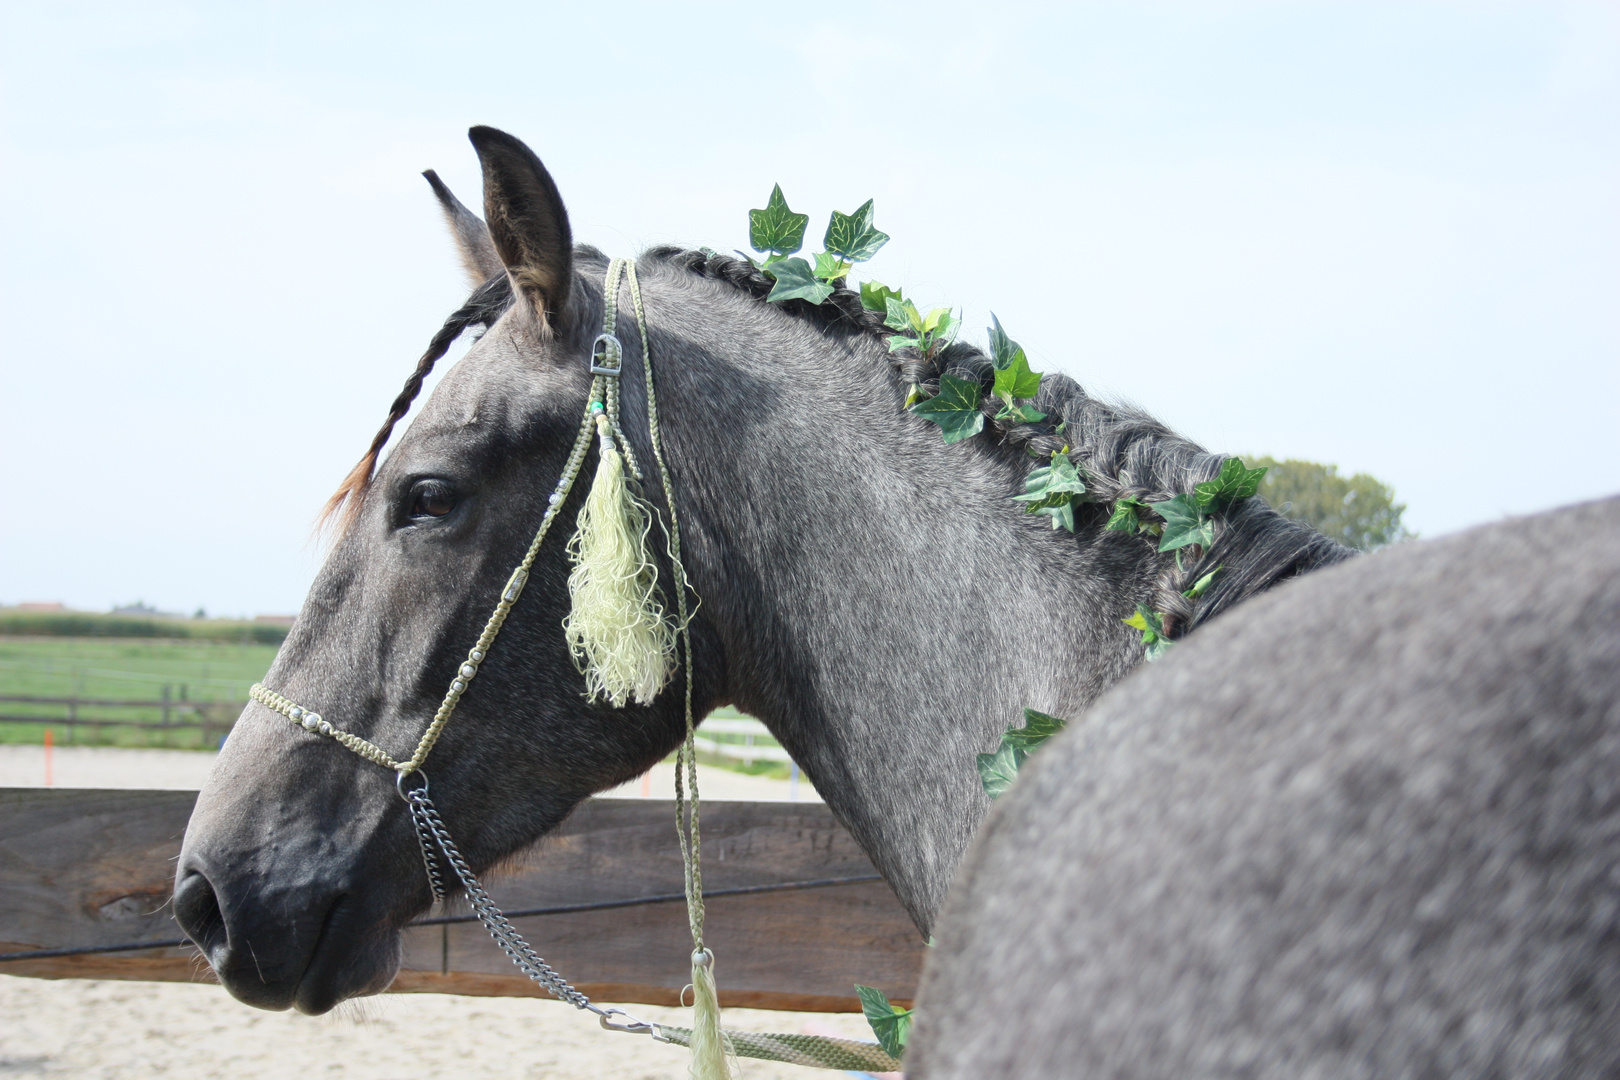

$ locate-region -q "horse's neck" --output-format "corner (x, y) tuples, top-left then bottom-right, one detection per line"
(661, 321), (1152, 933)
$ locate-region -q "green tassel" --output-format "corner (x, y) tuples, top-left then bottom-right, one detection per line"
(687, 949), (735, 1080)
(564, 420), (676, 707)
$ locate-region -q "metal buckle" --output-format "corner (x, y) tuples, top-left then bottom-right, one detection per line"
(596, 1008), (665, 1040)
(590, 333), (624, 376)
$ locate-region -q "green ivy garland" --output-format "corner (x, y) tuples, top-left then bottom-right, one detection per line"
(738, 186), (1269, 663)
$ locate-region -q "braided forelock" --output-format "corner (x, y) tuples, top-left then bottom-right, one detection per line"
(319, 274), (516, 533)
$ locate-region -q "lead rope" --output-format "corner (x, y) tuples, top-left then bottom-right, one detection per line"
(248, 258), (902, 1076)
(620, 262), (732, 1080)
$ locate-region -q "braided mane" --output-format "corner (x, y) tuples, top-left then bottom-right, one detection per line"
(326, 245), (1350, 640)
(646, 247), (1352, 638)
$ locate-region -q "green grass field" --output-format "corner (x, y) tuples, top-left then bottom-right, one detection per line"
(0, 636), (279, 749)
(0, 637), (789, 772)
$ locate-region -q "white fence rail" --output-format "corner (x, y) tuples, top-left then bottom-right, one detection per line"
(696, 717), (792, 763)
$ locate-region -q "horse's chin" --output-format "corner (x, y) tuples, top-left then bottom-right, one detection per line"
(291, 927), (403, 1015)
(201, 900), (404, 1015)
(209, 936), (400, 1014)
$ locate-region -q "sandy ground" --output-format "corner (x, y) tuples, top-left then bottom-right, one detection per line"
(1, 749), (872, 1079)
(0, 977), (887, 1079)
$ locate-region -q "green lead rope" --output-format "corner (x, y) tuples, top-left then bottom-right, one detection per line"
(658, 1026), (903, 1073)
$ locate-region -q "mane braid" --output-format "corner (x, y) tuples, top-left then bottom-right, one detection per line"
(329, 246), (1347, 642)
(320, 274), (516, 532)
(646, 246), (1353, 640)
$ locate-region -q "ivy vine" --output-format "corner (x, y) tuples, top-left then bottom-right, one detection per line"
(977, 707), (1068, 799)
(741, 187), (1268, 661)
(855, 983), (914, 1059)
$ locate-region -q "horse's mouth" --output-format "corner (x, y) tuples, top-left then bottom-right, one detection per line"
(174, 870), (403, 1014)
(290, 893), (402, 1014)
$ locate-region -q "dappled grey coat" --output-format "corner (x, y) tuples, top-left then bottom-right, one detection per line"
(911, 496), (1620, 1079)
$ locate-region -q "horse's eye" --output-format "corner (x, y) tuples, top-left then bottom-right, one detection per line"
(408, 480), (458, 519)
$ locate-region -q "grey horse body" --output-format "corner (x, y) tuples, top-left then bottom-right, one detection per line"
(174, 127), (1344, 1014)
(911, 496), (1620, 1079)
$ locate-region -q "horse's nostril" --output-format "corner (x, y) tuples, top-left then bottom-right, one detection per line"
(173, 870), (227, 955)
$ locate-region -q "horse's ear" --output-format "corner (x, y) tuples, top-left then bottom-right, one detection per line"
(468, 126), (572, 331)
(422, 169), (504, 287)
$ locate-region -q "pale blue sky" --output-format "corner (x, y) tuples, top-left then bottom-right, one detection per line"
(2, 1), (1616, 616)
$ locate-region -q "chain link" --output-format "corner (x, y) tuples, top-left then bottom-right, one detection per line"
(406, 788), (600, 1011)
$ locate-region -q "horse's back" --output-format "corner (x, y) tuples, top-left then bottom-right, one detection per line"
(911, 496), (1620, 1079)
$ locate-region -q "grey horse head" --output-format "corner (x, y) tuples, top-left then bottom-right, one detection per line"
(174, 128), (719, 1012)
(175, 126), (1347, 1015)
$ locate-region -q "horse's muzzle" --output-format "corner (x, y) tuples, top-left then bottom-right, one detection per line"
(173, 858), (401, 1014)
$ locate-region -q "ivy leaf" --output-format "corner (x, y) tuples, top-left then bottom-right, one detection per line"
(902, 384), (926, 408)
(979, 709), (1069, 799)
(765, 257), (835, 305)
(1124, 605), (1174, 661)
(888, 334), (924, 353)
(921, 310), (961, 356)
(1194, 457), (1268, 513)
(1013, 452), (1087, 530)
(749, 184), (808, 256)
(861, 280), (902, 312)
(910, 372), (986, 444)
(1105, 497), (1144, 533)
(987, 313), (1021, 370)
(813, 251), (853, 283)
(823, 199), (890, 262)
(976, 740), (1024, 800)
(1021, 491), (1077, 530)
(855, 985), (913, 1059)
(885, 296), (923, 333)
(1152, 493), (1214, 552)
(1003, 707), (1067, 753)
(996, 401), (1048, 423)
(991, 348), (1042, 405)
(1183, 566), (1221, 599)
(921, 307), (954, 334)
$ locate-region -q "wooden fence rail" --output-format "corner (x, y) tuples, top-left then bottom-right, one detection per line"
(0, 788), (924, 1012)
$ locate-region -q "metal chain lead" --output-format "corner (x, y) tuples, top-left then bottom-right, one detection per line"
(409, 795), (448, 904)
(406, 787), (596, 1011)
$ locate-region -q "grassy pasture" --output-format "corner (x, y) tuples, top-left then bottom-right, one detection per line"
(0, 637), (789, 772)
(0, 636), (278, 749)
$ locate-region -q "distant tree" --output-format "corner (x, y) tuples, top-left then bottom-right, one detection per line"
(1248, 456), (1414, 551)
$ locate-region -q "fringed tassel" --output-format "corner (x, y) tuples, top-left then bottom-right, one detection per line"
(687, 949), (735, 1080)
(564, 414), (677, 707)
